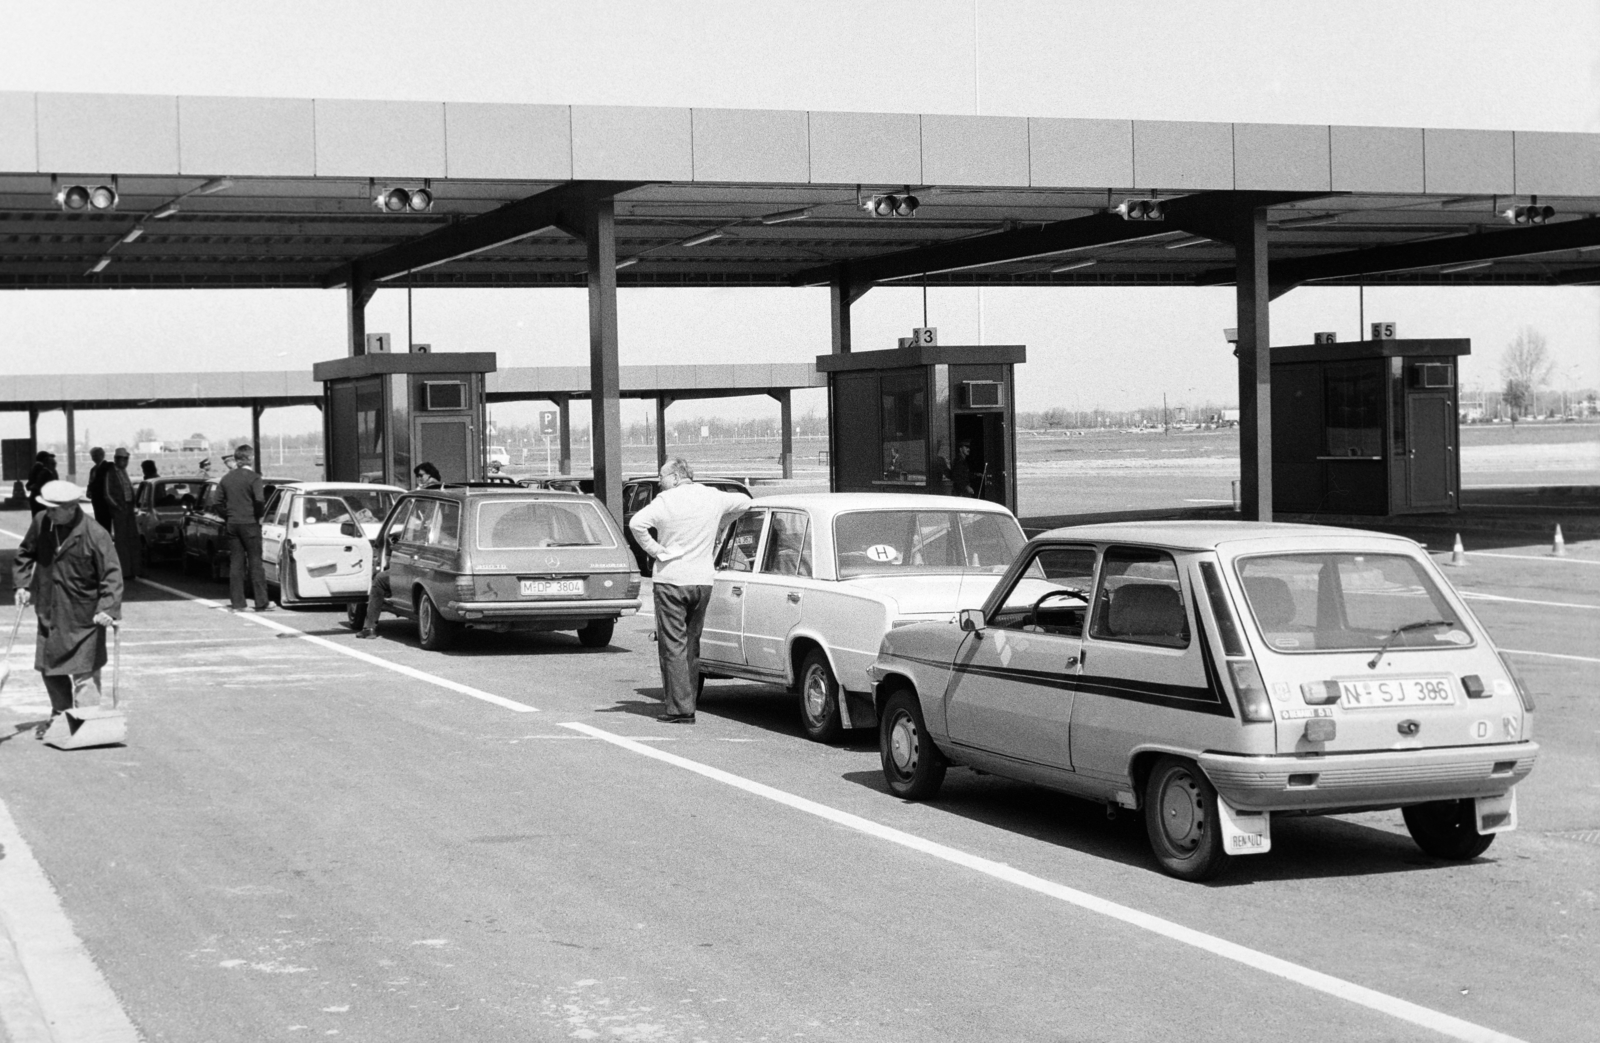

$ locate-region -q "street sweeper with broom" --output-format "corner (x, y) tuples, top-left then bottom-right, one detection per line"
(9, 479), (123, 737)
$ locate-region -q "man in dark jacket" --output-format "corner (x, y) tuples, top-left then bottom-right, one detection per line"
(106, 447), (140, 581)
(218, 444), (270, 612)
(25, 451), (58, 516)
(87, 446), (115, 529)
(13, 480), (123, 734)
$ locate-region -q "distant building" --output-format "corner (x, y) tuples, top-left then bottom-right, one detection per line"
(136, 440), (164, 453)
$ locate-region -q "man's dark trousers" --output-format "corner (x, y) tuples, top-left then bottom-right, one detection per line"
(227, 520), (270, 610)
(653, 582), (711, 717)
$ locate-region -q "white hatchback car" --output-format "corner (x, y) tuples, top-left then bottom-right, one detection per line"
(870, 521), (1539, 880)
(697, 493), (1027, 742)
(260, 482), (406, 607)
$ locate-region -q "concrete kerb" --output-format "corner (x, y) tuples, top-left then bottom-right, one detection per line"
(0, 915), (51, 1043)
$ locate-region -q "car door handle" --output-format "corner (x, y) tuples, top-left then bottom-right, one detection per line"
(1067, 652), (1085, 669)
(786, 591), (801, 603)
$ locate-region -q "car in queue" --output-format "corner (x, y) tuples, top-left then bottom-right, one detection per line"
(869, 521), (1539, 881)
(518, 476), (591, 494)
(178, 475), (294, 580)
(625, 474), (753, 575)
(258, 482), (405, 607)
(134, 475), (208, 561)
(351, 486), (641, 650)
(698, 493), (1026, 742)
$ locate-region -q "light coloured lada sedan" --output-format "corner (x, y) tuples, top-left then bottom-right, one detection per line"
(869, 521), (1538, 881)
(698, 493), (1026, 742)
(260, 482), (405, 607)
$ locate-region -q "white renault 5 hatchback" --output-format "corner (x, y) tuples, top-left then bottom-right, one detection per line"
(869, 521), (1538, 881)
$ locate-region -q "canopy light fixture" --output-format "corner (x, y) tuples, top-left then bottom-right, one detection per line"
(1114, 198), (1164, 221)
(196, 178), (233, 195)
(862, 192), (919, 218)
(119, 226), (144, 244)
(88, 258), (111, 274)
(152, 204), (180, 220)
(1050, 259), (1098, 273)
(375, 186), (433, 213)
(680, 230), (723, 247)
(615, 256), (639, 269)
(1275, 213), (1341, 228)
(56, 183), (118, 212)
(761, 207), (812, 225)
(1165, 235), (1210, 250)
(1503, 201), (1554, 225)
(1439, 260), (1492, 274)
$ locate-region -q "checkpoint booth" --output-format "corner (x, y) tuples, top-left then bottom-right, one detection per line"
(817, 342), (1024, 513)
(313, 352), (496, 487)
(1271, 335), (1468, 516)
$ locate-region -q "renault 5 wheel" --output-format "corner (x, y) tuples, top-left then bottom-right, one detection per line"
(797, 648), (843, 743)
(1144, 755), (1230, 882)
(1402, 800), (1495, 860)
(345, 601), (367, 630)
(879, 688), (946, 800)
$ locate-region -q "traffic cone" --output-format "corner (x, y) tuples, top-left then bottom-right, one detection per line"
(1551, 525), (1566, 557)
(1446, 533), (1467, 567)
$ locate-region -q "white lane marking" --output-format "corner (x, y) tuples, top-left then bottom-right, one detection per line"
(0, 526), (25, 540)
(1501, 648), (1600, 665)
(1459, 591), (1600, 611)
(1465, 551), (1600, 566)
(136, 578), (538, 713)
(560, 721), (1528, 1043)
(0, 797), (141, 1043)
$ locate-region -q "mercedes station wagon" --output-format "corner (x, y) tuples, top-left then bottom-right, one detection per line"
(352, 487), (641, 650)
(869, 521), (1538, 881)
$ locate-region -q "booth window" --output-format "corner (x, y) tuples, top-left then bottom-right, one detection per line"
(354, 378), (385, 482)
(1323, 360), (1383, 458)
(879, 372), (927, 481)
(1390, 356), (1407, 456)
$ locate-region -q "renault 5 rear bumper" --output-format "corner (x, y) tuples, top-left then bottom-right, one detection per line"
(1199, 742), (1538, 812)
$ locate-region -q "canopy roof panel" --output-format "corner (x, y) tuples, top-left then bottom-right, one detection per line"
(1, 93), (1597, 290)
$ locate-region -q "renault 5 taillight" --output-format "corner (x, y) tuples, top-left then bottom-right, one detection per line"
(1496, 652), (1536, 712)
(1227, 661), (1273, 722)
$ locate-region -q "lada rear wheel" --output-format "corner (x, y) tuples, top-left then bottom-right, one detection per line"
(1144, 756), (1230, 882)
(578, 618), (615, 648)
(345, 602), (367, 630)
(418, 593), (458, 651)
(879, 689), (946, 800)
(1402, 800), (1495, 860)
(797, 648), (843, 743)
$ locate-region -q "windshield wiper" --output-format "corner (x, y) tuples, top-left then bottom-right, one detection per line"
(1367, 619), (1454, 669)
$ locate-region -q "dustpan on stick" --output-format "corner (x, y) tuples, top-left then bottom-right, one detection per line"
(0, 608), (22, 692)
(44, 623), (126, 750)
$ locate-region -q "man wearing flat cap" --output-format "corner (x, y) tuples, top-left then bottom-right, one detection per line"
(105, 447), (140, 580)
(12, 480), (123, 734)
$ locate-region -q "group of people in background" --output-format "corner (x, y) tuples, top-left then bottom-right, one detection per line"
(25, 446), (150, 581)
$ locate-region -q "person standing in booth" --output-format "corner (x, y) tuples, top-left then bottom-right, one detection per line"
(106, 448), (140, 580)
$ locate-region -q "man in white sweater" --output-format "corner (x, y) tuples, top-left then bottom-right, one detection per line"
(628, 457), (751, 723)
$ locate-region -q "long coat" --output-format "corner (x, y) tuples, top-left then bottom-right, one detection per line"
(105, 463), (140, 579)
(12, 508), (123, 676)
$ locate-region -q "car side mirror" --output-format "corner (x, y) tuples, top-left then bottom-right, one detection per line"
(340, 521), (361, 537)
(958, 608), (987, 633)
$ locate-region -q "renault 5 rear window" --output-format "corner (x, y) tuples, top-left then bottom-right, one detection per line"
(475, 499), (616, 550)
(1235, 552), (1471, 652)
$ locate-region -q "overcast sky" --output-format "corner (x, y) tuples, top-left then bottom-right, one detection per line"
(3, 0), (1598, 446)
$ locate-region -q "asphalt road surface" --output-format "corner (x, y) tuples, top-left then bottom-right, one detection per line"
(0, 513), (1595, 1043)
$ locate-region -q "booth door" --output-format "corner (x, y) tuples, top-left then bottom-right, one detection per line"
(416, 416), (473, 484)
(1405, 393), (1454, 510)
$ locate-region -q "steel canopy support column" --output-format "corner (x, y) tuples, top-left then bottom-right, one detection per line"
(251, 401), (265, 460)
(63, 406), (76, 479)
(585, 199), (624, 524)
(1235, 207), (1272, 522)
(655, 395), (673, 472)
(555, 395), (573, 475)
(831, 278), (866, 355)
(347, 279), (376, 357)
(27, 408), (38, 454)
(770, 389), (793, 479)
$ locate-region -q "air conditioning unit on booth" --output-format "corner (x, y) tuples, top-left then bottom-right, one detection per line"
(961, 381), (1004, 409)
